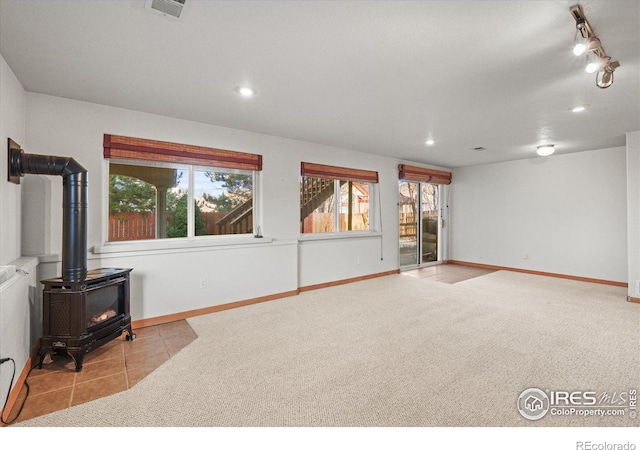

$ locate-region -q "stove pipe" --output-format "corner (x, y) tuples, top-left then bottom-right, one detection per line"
(8, 140), (88, 282)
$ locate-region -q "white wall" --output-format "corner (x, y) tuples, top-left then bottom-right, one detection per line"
(0, 258), (38, 406)
(627, 131), (640, 298)
(24, 93), (405, 320)
(0, 55), (25, 265)
(0, 53), (33, 407)
(450, 147), (628, 283)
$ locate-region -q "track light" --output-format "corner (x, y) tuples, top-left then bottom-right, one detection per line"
(570, 5), (619, 89)
(573, 43), (586, 56)
(596, 64), (615, 89)
(573, 37), (601, 56)
(585, 61), (600, 73)
(585, 55), (609, 73)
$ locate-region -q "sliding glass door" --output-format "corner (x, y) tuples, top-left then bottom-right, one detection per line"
(399, 182), (441, 268)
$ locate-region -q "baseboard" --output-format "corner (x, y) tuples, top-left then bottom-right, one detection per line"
(629, 297), (640, 304)
(299, 269), (400, 293)
(448, 260), (628, 288)
(1, 343), (39, 426)
(132, 290), (300, 329)
(133, 269), (400, 328)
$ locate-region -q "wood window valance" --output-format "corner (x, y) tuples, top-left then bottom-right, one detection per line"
(104, 134), (262, 171)
(398, 164), (451, 185)
(301, 162), (379, 183)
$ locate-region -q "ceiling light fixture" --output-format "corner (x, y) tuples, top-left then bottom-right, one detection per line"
(536, 144), (555, 157)
(570, 5), (620, 89)
(573, 37), (601, 56)
(596, 64), (615, 89)
(571, 105), (588, 113)
(236, 86), (256, 97)
(425, 139), (435, 146)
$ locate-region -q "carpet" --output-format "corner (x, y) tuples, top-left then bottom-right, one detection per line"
(14, 271), (640, 427)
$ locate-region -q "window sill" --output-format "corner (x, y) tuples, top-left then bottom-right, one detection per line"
(92, 235), (274, 255)
(0, 256), (38, 294)
(298, 231), (382, 242)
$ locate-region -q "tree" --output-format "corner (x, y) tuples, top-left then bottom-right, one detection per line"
(165, 193), (207, 238)
(109, 175), (156, 212)
(202, 172), (252, 212)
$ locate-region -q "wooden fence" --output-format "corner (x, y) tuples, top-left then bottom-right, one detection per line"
(108, 211), (227, 241)
(301, 212), (369, 233)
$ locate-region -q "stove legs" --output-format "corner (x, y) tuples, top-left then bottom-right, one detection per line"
(37, 326), (136, 372)
(37, 348), (85, 372)
(124, 325), (136, 341)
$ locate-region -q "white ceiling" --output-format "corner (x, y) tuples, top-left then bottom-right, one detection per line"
(1, 0), (638, 168)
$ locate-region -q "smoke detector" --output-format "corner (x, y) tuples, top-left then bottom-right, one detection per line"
(145, 0), (186, 19)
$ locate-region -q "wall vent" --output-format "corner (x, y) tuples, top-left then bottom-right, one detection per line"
(146, 0), (186, 19)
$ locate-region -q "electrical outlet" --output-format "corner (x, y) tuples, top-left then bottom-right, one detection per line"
(522, 253), (529, 260)
(199, 278), (206, 289)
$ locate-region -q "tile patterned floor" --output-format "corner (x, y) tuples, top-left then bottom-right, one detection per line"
(401, 263), (495, 284)
(5, 319), (196, 425)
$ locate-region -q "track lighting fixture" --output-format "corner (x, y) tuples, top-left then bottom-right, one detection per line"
(570, 5), (619, 89)
(573, 37), (600, 56)
(596, 64), (615, 89)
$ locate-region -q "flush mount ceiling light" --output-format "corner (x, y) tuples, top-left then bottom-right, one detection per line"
(425, 139), (435, 146)
(235, 86), (256, 97)
(536, 144), (555, 156)
(570, 5), (620, 89)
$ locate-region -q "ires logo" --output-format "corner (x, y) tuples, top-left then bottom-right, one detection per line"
(549, 390), (631, 407)
(517, 388), (550, 420)
(518, 388), (636, 421)
(549, 391), (598, 406)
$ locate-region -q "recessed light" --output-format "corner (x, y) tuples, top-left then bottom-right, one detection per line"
(536, 144), (555, 156)
(236, 86), (256, 97)
(425, 139), (435, 146)
(571, 105), (589, 113)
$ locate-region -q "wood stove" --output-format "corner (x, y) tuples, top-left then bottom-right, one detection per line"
(39, 268), (135, 372)
(8, 139), (136, 372)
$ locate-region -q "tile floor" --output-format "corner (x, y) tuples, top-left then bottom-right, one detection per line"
(4, 319), (196, 425)
(401, 263), (495, 283)
(4, 264), (492, 425)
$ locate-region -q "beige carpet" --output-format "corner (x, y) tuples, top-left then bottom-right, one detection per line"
(15, 271), (640, 427)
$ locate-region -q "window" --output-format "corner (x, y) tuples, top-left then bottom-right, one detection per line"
(104, 135), (261, 242)
(300, 162), (378, 234)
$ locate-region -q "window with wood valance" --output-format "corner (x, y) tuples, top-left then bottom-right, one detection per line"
(103, 134), (262, 171)
(398, 164), (451, 185)
(104, 134), (260, 242)
(300, 162), (378, 234)
(300, 162), (379, 183)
